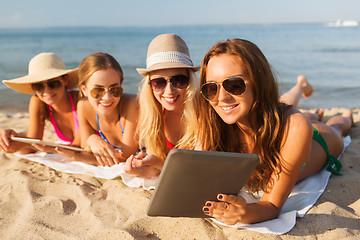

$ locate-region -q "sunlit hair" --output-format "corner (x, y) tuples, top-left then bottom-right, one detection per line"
(198, 39), (291, 194)
(137, 69), (199, 159)
(78, 52), (123, 97)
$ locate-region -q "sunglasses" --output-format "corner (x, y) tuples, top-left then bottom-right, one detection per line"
(31, 79), (63, 92)
(149, 74), (189, 92)
(200, 77), (247, 101)
(90, 86), (124, 99)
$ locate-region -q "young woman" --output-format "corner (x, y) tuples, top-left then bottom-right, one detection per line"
(75, 52), (138, 166)
(0, 52), (80, 154)
(124, 34), (199, 178)
(197, 39), (354, 224)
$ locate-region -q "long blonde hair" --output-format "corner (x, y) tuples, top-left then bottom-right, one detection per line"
(136, 70), (199, 159)
(198, 39), (291, 194)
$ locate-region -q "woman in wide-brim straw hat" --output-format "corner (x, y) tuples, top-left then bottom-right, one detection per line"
(0, 52), (81, 154)
(124, 33), (200, 178)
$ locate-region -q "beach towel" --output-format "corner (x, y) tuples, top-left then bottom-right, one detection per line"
(14, 136), (351, 235)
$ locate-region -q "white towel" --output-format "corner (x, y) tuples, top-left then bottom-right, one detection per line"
(14, 136), (351, 235)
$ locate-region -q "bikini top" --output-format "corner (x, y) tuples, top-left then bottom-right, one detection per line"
(49, 92), (79, 145)
(97, 113), (124, 151)
(167, 139), (176, 150)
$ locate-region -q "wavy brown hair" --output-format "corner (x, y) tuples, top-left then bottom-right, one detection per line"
(198, 39), (291, 194)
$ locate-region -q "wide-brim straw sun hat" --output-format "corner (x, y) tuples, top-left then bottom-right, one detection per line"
(2, 52), (78, 94)
(136, 34), (200, 76)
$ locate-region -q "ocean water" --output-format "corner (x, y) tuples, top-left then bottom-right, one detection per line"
(0, 24), (359, 113)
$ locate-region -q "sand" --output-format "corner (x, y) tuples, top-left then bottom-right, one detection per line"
(0, 108), (359, 240)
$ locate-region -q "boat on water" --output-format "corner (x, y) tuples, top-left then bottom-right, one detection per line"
(328, 20), (359, 27)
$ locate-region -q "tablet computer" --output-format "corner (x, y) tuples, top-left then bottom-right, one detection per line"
(11, 136), (86, 152)
(147, 149), (259, 218)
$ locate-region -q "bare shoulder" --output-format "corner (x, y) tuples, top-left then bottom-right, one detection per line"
(77, 98), (95, 117)
(283, 107), (313, 143)
(29, 95), (45, 111)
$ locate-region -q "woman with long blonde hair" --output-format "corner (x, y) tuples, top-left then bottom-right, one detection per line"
(124, 34), (199, 178)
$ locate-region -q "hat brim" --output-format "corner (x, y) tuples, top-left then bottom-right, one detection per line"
(2, 68), (79, 94)
(136, 62), (200, 76)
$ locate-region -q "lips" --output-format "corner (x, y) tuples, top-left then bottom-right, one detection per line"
(99, 101), (114, 108)
(219, 104), (238, 112)
(162, 95), (179, 104)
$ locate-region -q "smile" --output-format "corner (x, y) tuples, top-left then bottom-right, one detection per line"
(220, 104), (238, 111)
(163, 96), (179, 104)
(100, 102), (113, 107)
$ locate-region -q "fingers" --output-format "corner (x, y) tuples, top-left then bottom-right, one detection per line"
(202, 194), (246, 225)
(0, 129), (16, 151)
(90, 147), (119, 167)
(217, 194), (246, 206)
(124, 155), (135, 173)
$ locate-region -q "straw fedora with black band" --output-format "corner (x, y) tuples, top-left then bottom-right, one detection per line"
(2, 52), (78, 94)
(136, 34), (200, 76)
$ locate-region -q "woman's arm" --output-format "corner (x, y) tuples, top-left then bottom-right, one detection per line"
(77, 99), (120, 166)
(117, 96), (140, 161)
(6, 96), (48, 154)
(204, 109), (314, 224)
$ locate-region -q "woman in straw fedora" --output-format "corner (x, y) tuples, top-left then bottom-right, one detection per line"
(124, 34), (200, 178)
(0, 52), (81, 154)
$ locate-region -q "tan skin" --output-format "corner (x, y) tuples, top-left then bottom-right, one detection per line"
(0, 75), (81, 154)
(201, 54), (353, 224)
(76, 68), (139, 167)
(124, 68), (189, 178)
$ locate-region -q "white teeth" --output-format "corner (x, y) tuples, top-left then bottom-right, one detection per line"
(164, 97), (177, 103)
(101, 102), (112, 107)
(220, 105), (236, 111)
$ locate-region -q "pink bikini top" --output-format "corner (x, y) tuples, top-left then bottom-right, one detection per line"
(49, 93), (79, 145)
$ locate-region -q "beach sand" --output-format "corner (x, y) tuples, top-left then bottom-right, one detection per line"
(0, 108), (359, 239)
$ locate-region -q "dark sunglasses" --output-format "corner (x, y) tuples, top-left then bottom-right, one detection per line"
(31, 79), (63, 92)
(200, 77), (247, 101)
(149, 74), (189, 92)
(90, 86), (124, 99)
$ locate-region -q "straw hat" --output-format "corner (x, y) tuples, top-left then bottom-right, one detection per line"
(136, 34), (200, 76)
(2, 52), (78, 94)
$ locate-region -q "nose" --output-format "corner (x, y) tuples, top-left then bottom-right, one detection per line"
(101, 89), (113, 99)
(163, 80), (175, 94)
(217, 85), (231, 102)
(43, 84), (53, 93)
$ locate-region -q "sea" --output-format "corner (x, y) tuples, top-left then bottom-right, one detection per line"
(0, 23), (359, 114)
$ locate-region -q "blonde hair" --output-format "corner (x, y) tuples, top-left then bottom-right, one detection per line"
(136, 70), (199, 159)
(78, 52), (123, 96)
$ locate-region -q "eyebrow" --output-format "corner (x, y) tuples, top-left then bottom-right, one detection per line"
(206, 74), (246, 82)
(93, 83), (120, 87)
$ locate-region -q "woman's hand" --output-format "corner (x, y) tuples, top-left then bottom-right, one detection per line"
(0, 129), (19, 153)
(124, 152), (161, 179)
(86, 134), (120, 166)
(131, 153), (165, 171)
(203, 194), (247, 225)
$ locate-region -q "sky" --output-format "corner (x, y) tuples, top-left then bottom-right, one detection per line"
(0, 0), (359, 28)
